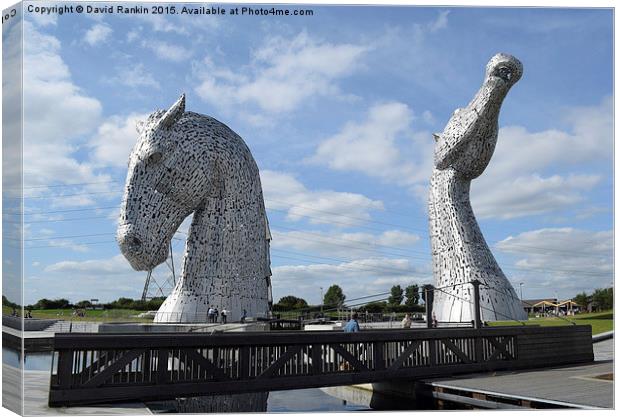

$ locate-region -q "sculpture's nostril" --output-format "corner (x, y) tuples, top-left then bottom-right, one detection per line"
(120, 234), (142, 252)
(129, 236), (142, 250)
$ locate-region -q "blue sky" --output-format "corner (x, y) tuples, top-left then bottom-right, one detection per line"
(2, 2), (613, 305)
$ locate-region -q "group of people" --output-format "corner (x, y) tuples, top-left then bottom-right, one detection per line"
(206, 307), (249, 324)
(207, 307), (228, 323)
(10, 308), (32, 318)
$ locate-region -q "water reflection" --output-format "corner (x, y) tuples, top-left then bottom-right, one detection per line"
(3, 347), (52, 370)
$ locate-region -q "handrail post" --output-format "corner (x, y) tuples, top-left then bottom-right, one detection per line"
(425, 286), (434, 328)
(472, 280), (482, 329)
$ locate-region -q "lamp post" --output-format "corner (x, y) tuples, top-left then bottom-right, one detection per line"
(320, 287), (323, 313)
(519, 282), (524, 300)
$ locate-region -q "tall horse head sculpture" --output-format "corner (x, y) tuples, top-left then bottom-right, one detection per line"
(117, 94), (272, 323)
(429, 54), (526, 323)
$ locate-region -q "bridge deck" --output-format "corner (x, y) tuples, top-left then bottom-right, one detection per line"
(47, 325), (594, 407)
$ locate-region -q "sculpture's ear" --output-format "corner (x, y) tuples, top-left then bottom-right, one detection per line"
(433, 133), (441, 142)
(159, 93), (185, 129)
(135, 120), (145, 134)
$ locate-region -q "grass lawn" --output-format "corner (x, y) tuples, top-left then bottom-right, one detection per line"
(490, 310), (613, 335)
(2, 306), (151, 322)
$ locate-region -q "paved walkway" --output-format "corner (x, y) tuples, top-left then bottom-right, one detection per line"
(593, 337), (614, 361)
(3, 364), (152, 416)
(423, 360), (613, 409)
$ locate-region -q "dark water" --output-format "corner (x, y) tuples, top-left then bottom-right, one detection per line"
(3, 348), (412, 412)
(3, 347), (52, 371)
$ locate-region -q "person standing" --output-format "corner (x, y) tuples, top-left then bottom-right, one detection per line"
(343, 313), (360, 332)
(401, 313), (412, 329)
(207, 306), (215, 323)
(221, 308), (228, 324)
(240, 309), (247, 323)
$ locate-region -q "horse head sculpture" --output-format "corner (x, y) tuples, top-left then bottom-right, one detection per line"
(117, 94), (272, 322)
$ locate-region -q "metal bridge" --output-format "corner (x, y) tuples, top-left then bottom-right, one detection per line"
(48, 325), (593, 407)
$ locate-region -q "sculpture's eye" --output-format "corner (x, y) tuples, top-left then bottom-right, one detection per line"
(496, 66), (512, 81)
(146, 152), (162, 166)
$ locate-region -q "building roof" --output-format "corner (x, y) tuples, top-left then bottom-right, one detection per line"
(522, 298), (557, 308)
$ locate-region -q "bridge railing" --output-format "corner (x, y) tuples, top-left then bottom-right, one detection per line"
(48, 325), (593, 407)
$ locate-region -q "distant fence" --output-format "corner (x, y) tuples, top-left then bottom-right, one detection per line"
(48, 325), (593, 406)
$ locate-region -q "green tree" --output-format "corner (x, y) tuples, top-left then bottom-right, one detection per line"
(405, 284), (420, 307)
(74, 300), (93, 309)
(34, 298), (71, 309)
(573, 292), (590, 309)
(591, 288), (613, 311)
(275, 295), (308, 310)
(2, 295), (20, 309)
(323, 285), (346, 308)
(388, 285), (404, 305)
(363, 301), (387, 313)
(420, 284), (434, 303)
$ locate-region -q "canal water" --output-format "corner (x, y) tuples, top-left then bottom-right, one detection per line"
(3, 348), (415, 412)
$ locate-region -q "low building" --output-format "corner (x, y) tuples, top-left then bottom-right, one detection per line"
(522, 298), (582, 316)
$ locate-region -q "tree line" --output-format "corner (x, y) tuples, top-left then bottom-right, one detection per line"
(273, 283), (433, 314)
(572, 287), (613, 311)
(2, 295), (166, 312)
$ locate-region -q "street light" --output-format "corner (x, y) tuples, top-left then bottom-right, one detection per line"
(320, 287), (323, 313)
(519, 282), (524, 300)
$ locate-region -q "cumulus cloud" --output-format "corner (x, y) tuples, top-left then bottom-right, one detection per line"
(271, 229), (420, 258)
(84, 23), (112, 46)
(195, 31), (368, 114)
(22, 22), (112, 204)
(427, 10), (450, 32)
(309, 102), (433, 187)
(260, 170), (384, 227)
(311, 96), (611, 221)
(496, 228), (612, 297)
(473, 174), (601, 219)
(107, 64), (160, 89)
(88, 113), (150, 168)
(471, 96), (613, 219)
(45, 254), (132, 274)
(142, 39), (192, 62)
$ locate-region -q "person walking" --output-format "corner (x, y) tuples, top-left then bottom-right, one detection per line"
(401, 313), (412, 329)
(240, 309), (247, 323)
(343, 312), (360, 332)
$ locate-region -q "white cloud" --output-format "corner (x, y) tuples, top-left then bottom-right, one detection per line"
(311, 96), (611, 221)
(45, 254), (132, 274)
(84, 23), (112, 46)
(133, 14), (189, 35)
(22, 22), (112, 202)
(271, 229), (420, 258)
(496, 228), (612, 297)
(107, 64), (160, 89)
(309, 102), (434, 187)
(195, 31), (368, 114)
(29, 12), (57, 27)
(261, 170), (384, 227)
(473, 174), (601, 219)
(471, 96), (613, 219)
(142, 39), (192, 62)
(427, 10), (450, 32)
(89, 113), (150, 168)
